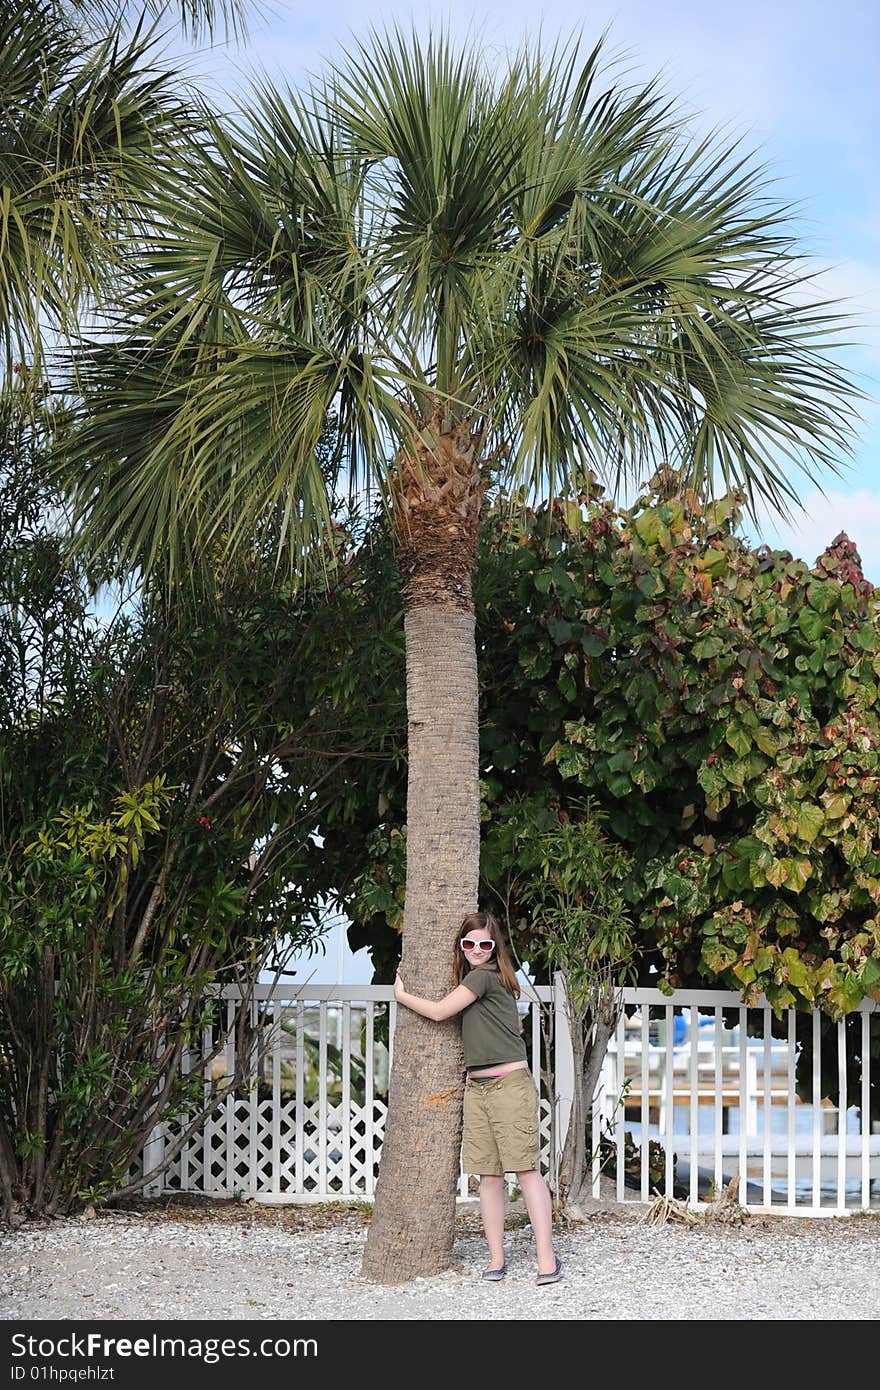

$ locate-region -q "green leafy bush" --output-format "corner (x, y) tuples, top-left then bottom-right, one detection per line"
(0, 400), (391, 1221)
(336, 475), (880, 1028)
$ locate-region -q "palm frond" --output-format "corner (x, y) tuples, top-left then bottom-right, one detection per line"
(65, 0), (252, 43)
(57, 291), (409, 585)
(61, 26), (862, 582)
(0, 4), (194, 367)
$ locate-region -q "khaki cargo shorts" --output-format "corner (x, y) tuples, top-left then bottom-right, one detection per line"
(461, 1068), (540, 1176)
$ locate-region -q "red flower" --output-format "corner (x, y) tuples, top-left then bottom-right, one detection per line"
(196, 815), (212, 831)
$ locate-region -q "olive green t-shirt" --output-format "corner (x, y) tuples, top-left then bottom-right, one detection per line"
(460, 966), (527, 1069)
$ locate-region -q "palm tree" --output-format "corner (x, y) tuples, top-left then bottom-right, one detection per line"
(0, 0), (248, 370)
(58, 29), (859, 1282)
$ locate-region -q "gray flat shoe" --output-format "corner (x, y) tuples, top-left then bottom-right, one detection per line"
(481, 1264), (507, 1281)
(536, 1257), (562, 1286)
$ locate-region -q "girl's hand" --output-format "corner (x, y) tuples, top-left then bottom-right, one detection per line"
(393, 970), (405, 1002)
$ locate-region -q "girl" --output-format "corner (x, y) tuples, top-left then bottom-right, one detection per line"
(393, 911), (562, 1284)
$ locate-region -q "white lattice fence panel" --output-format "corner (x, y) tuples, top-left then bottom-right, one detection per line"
(228, 1100), (253, 1193)
(254, 1101), (275, 1192)
(538, 1097), (552, 1176)
(125, 1154), (143, 1186)
(202, 1103), (229, 1192)
(160, 1141), (181, 1190)
(372, 1102), (387, 1172)
(300, 1103), (320, 1193)
(349, 1103), (370, 1193)
(179, 1123), (206, 1191)
(276, 1101), (297, 1191)
(325, 1102), (344, 1194)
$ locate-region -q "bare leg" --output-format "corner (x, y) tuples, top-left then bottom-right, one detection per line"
(516, 1169), (556, 1274)
(479, 1174), (506, 1270)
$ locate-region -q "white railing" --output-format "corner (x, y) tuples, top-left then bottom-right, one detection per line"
(584, 989), (879, 1216)
(138, 983), (880, 1215)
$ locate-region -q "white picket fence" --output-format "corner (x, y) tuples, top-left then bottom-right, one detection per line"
(139, 983), (880, 1215)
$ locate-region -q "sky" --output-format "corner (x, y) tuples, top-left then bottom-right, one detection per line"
(167, 0), (880, 579)
(156, 0), (880, 982)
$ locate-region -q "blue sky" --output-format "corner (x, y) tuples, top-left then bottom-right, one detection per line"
(170, 0), (880, 577)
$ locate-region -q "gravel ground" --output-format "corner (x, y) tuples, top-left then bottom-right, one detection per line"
(2, 1199), (879, 1321)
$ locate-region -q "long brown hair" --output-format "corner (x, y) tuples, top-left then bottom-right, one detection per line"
(452, 912), (520, 998)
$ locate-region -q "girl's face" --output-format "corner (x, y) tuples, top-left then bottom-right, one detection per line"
(459, 933), (496, 965)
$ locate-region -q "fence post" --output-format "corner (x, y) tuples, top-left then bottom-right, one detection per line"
(141, 1119), (165, 1197)
(553, 972), (574, 1187)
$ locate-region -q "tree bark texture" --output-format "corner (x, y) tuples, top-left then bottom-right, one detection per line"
(360, 603), (480, 1281)
(362, 412), (485, 1283)
(390, 403), (483, 612)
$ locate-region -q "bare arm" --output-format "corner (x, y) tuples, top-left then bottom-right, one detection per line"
(393, 971), (477, 1022)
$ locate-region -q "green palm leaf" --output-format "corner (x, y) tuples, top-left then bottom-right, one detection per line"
(0, 4), (195, 368)
(65, 0), (250, 42)
(60, 28), (861, 581)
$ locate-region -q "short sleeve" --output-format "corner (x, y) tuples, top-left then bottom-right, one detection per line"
(462, 968), (492, 999)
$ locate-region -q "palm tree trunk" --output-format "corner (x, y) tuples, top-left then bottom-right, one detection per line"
(361, 605), (480, 1282)
(361, 409), (483, 1283)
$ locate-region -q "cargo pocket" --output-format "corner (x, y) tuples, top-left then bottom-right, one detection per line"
(497, 1074), (539, 1170)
